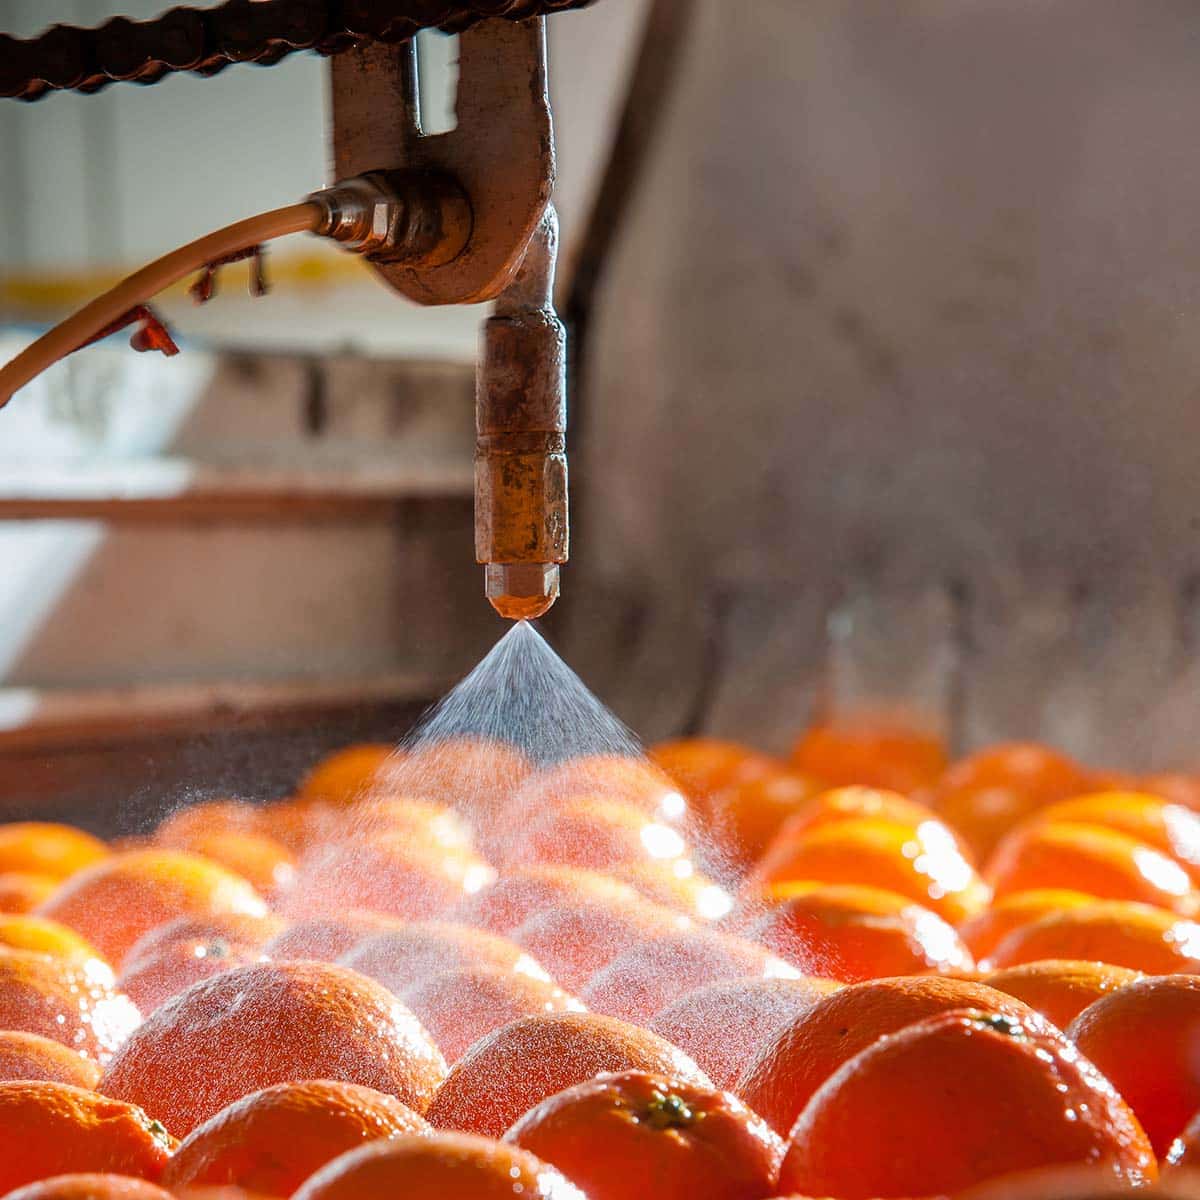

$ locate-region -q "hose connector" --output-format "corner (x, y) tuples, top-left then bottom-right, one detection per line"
(307, 171), (471, 267)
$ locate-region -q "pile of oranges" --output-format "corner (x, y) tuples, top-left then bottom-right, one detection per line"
(2, 721), (1200, 1198)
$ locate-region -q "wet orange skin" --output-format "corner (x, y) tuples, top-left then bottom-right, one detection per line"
(514, 754), (693, 826)
(0, 914), (111, 973)
(779, 1009), (1156, 1199)
(511, 896), (688, 991)
(1029, 792), (1200, 881)
(790, 719), (948, 794)
(745, 816), (991, 924)
(697, 768), (824, 874)
(162, 1080), (430, 1195)
(988, 900), (1200, 973)
(607, 860), (734, 921)
(338, 921), (551, 992)
(0, 1081), (177, 1193)
(0, 949), (139, 1065)
(737, 974), (1042, 1137)
(285, 834), (494, 923)
(123, 913), (285, 965)
(260, 911), (402, 962)
(650, 738), (778, 802)
(397, 964), (583, 1064)
(99, 960), (447, 1137)
(0, 823), (110, 881)
(1069, 975), (1200, 1156)
(291, 1132), (585, 1200)
(298, 744), (399, 804)
(2, 1175), (177, 1200)
(579, 928), (799, 1025)
(152, 801), (264, 847)
(957, 889), (1097, 962)
(451, 866), (643, 934)
(426, 1011), (711, 1139)
(504, 1069), (785, 1200)
(744, 883), (974, 982)
(116, 938), (261, 1015)
(0, 1030), (103, 1089)
(0, 873), (59, 914)
(157, 831), (296, 903)
(647, 976), (840, 1094)
(512, 796), (691, 873)
(930, 742), (1088, 862)
(986, 821), (1198, 914)
(37, 850), (267, 967)
(983, 960), (1141, 1031)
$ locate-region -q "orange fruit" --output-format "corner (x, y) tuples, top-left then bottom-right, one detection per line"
(1070, 974), (1200, 1155)
(397, 964), (583, 1063)
(986, 822), (1197, 914)
(38, 850), (267, 966)
(0, 824), (109, 881)
(299, 743), (398, 803)
(291, 1131), (584, 1200)
(339, 921), (551, 990)
(778, 1008), (1156, 1197)
(451, 865), (642, 934)
(699, 768), (823, 874)
(157, 831), (295, 903)
(0, 914), (111, 973)
(162, 1079), (429, 1194)
(954, 1163), (1200, 1200)
(0, 872), (59, 914)
(0, 1031), (102, 1089)
(989, 900), (1200, 972)
(0, 949), (139, 1064)
(512, 897), (687, 990)
(743, 883), (975, 982)
(260, 912), (402, 962)
(254, 798), (326, 855)
(647, 976), (840, 1093)
(957, 889), (1097, 962)
(341, 797), (475, 854)
(122, 913), (284, 965)
(746, 817), (991, 923)
(0, 1081), (176, 1192)
(426, 1011), (710, 1138)
(1143, 773), (1200, 812)
(1032, 793), (1200, 881)
(381, 736), (531, 815)
(931, 742), (1087, 861)
(984, 960), (1140, 1030)
(286, 834), (494, 922)
(648, 739), (776, 816)
(790, 718), (947, 794)
(505, 1069), (784, 1200)
(1168, 1113), (1200, 1172)
(607, 860), (734, 921)
(513, 796), (690, 872)
(2, 1175), (176, 1200)
(116, 938), (260, 1015)
(579, 928), (799, 1025)
(515, 754), (692, 823)
(99, 960), (446, 1136)
(737, 974), (1040, 1136)
(153, 801), (263, 846)
(776, 785), (952, 842)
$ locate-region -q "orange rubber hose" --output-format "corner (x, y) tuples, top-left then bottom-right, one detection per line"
(0, 202), (322, 408)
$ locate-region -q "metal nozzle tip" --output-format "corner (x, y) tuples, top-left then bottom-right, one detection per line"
(485, 563), (560, 621)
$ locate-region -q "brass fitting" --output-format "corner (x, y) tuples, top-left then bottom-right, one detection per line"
(307, 170), (471, 267)
(475, 206), (568, 621)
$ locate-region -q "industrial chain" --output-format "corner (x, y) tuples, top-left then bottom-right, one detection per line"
(1, 0), (593, 102)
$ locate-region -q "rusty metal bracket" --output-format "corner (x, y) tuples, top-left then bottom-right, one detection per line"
(330, 18), (554, 306)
